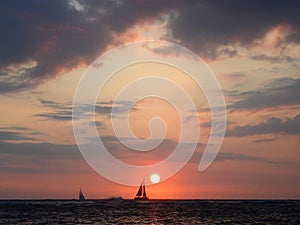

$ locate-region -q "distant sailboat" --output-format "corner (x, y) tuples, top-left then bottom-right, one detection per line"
(134, 179), (149, 200)
(79, 188), (86, 201)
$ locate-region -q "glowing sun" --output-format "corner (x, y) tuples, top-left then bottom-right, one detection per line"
(150, 173), (160, 184)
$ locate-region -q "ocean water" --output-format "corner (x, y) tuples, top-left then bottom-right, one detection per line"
(0, 200), (299, 224)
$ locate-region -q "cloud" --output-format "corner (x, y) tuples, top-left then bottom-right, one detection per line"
(96, 100), (137, 115)
(1, 1), (300, 93)
(86, 135), (205, 166)
(212, 151), (298, 166)
(35, 111), (73, 121)
(0, 137), (197, 173)
(0, 126), (29, 131)
(0, 142), (86, 174)
(0, 131), (34, 141)
(35, 98), (73, 121)
(0, 126), (37, 142)
(142, 41), (198, 60)
(0, 0), (178, 93)
(0, 142), (79, 160)
(0, 138), (295, 176)
(252, 136), (277, 143)
(0, 1), (102, 92)
(230, 78), (300, 110)
(35, 98), (136, 121)
(251, 54), (300, 64)
(216, 152), (264, 162)
(226, 114), (300, 137)
(224, 72), (248, 88)
(167, 0), (300, 58)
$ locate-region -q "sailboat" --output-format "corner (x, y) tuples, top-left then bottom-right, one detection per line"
(134, 179), (149, 201)
(79, 188), (86, 201)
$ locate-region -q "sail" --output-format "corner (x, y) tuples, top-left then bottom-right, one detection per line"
(142, 184), (147, 197)
(79, 189), (86, 201)
(134, 179), (149, 200)
(136, 184), (143, 197)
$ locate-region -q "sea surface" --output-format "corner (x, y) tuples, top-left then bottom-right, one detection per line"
(0, 200), (299, 224)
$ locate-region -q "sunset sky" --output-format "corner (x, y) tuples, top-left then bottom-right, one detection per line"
(1, 0), (300, 199)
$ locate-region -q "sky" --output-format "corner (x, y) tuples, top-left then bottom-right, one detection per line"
(0, 0), (300, 199)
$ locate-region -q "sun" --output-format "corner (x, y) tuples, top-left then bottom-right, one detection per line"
(150, 173), (160, 184)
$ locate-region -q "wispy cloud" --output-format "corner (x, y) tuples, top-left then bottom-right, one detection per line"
(0, 130), (35, 141)
(214, 151), (298, 166)
(251, 136), (277, 143)
(0, 126), (37, 142)
(0, 142), (85, 174)
(35, 98), (73, 121)
(35, 98), (137, 122)
(95, 101), (137, 115)
(226, 114), (300, 137)
(35, 111), (73, 121)
(251, 54), (300, 64)
(229, 78), (300, 110)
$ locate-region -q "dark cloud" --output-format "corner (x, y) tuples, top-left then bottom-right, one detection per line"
(216, 152), (264, 162)
(0, 0), (98, 92)
(0, 142), (85, 174)
(1, 0), (300, 93)
(230, 78), (300, 110)
(0, 130), (34, 141)
(225, 72), (247, 81)
(96, 100), (137, 115)
(251, 54), (300, 64)
(142, 41), (198, 60)
(93, 121), (105, 127)
(0, 139), (295, 175)
(35, 98), (73, 121)
(35, 111), (73, 121)
(0, 126), (29, 131)
(227, 114), (300, 137)
(189, 146), (299, 165)
(0, 142), (79, 160)
(39, 98), (61, 108)
(95, 104), (114, 115)
(167, 0), (300, 58)
(218, 48), (238, 58)
(252, 136), (277, 143)
(86, 135), (205, 166)
(211, 151), (298, 166)
(35, 98), (136, 121)
(225, 72), (248, 88)
(0, 126), (37, 142)
(0, 0), (178, 93)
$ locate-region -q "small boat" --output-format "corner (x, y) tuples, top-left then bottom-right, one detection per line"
(107, 196), (123, 201)
(134, 179), (149, 201)
(79, 188), (86, 201)
(106, 196), (123, 203)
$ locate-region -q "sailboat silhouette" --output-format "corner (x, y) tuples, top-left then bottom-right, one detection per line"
(134, 179), (149, 200)
(79, 188), (86, 201)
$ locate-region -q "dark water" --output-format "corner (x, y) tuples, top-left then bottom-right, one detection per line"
(0, 200), (299, 224)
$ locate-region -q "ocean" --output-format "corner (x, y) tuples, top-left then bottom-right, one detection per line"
(0, 200), (299, 224)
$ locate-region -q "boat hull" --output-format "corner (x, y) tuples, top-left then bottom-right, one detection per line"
(134, 196), (149, 201)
